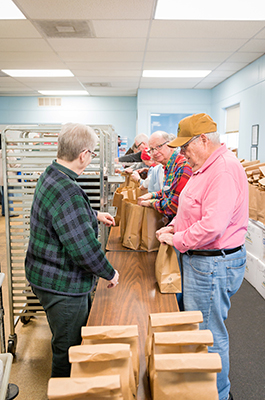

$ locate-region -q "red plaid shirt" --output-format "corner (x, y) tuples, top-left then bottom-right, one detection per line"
(150, 151), (192, 219)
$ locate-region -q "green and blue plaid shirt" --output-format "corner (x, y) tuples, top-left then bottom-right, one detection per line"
(25, 161), (115, 296)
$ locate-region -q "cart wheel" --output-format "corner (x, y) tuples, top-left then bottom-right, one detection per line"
(7, 338), (17, 356)
(6, 383), (19, 400)
(20, 315), (31, 325)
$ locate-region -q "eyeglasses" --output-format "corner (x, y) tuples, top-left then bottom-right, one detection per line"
(148, 141), (169, 154)
(135, 141), (143, 149)
(180, 135), (200, 153)
(80, 149), (97, 159)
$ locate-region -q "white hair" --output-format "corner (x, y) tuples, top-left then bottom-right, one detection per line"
(205, 131), (220, 144)
(135, 133), (149, 145)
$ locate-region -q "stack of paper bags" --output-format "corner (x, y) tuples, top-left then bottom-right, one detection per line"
(47, 375), (123, 399)
(145, 311), (203, 373)
(81, 325), (139, 387)
(145, 311), (222, 400)
(69, 343), (136, 400)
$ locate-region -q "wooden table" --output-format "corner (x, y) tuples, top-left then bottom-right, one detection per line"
(87, 250), (179, 400)
(106, 225), (146, 252)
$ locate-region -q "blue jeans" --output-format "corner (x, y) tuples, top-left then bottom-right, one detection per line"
(182, 245), (246, 400)
(174, 249), (184, 311)
(32, 287), (91, 377)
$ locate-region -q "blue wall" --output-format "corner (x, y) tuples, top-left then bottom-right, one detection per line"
(137, 89), (212, 136)
(211, 55), (265, 162)
(0, 96), (137, 148)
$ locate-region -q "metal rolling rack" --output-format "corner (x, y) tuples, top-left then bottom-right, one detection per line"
(1, 124), (117, 355)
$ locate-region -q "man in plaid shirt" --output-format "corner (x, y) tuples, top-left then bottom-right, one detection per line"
(25, 123), (119, 377)
(138, 131), (192, 222)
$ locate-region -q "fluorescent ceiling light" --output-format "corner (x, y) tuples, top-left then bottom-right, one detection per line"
(143, 70), (211, 78)
(0, 0), (26, 19)
(155, 0), (265, 20)
(2, 70), (74, 77)
(38, 90), (89, 96)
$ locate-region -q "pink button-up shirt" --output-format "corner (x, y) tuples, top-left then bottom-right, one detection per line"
(171, 144), (248, 253)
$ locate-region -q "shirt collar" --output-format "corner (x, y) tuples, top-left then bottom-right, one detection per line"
(195, 143), (227, 174)
(165, 149), (179, 170)
(53, 160), (79, 181)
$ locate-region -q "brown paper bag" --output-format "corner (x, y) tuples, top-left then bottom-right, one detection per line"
(113, 188), (124, 226)
(47, 375), (123, 399)
(69, 343), (136, 400)
(145, 311), (203, 373)
(113, 187), (134, 226)
(148, 330), (213, 384)
(122, 201), (144, 250)
(140, 208), (164, 252)
(155, 244), (181, 293)
(81, 325), (139, 386)
(120, 173), (131, 188)
(153, 353), (222, 400)
(152, 329), (213, 355)
(257, 188), (265, 224)
(249, 182), (258, 220)
(119, 198), (131, 241)
(135, 186), (148, 199)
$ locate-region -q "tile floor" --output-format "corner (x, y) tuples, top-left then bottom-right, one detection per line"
(1, 215), (51, 400)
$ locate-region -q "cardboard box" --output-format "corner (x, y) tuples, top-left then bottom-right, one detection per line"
(256, 259), (265, 300)
(245, 219), (265, 261)
(245, 252), (258, 288)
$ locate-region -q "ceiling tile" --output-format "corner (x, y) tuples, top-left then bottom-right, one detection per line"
(92, 20), (149, 38)
(57, 52), (144, 62)
(214, 62), (248, 71)
(227, 52), (263, 62)
(0, 39), (53, 52)
(73, 70), (142, 78)
(0, 20), (42, 38)
(15, 0), (155, 19)
(150, 20), (265, 39)
(143, 61), (219, 70)
(0, 52), (63, 62)
(47, 38), (146, 52)
(64, 62), (142, 70)
(0, 0), (264, 96)
(144, 52), (233, 63)
(239, 39), (265, 52)
(147, 38), (247, 52)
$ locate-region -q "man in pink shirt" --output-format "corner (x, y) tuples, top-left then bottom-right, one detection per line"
(156, 113), (248, 400)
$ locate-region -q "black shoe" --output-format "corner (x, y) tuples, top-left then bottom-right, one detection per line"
(228, 392), (234, 400)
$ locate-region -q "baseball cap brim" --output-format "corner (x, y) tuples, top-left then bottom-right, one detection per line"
(167, 136), (193, 148)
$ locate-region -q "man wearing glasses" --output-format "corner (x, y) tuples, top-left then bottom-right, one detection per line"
(25, 123), (119, 378)
(137, 130), (192, 221)
(114, 133), (149, 165)
(156, 113), (248, 400)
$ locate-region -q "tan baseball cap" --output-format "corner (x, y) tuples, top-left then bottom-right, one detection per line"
(168, 113), (217, 148)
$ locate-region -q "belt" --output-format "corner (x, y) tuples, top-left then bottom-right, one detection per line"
(185, 245), (242, 257)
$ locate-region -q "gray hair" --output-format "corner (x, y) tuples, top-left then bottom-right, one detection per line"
(151, 130), (174, 142)
(168, 133), (176, 141)
(57, 123), (98, 161)
(135, 133), (149, 145)
(205, 131), (220, 144)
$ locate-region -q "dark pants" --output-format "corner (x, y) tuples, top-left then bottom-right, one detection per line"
(32, 286), (91, 377)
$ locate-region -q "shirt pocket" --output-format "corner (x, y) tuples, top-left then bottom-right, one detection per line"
(181, 191), (201, 221)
